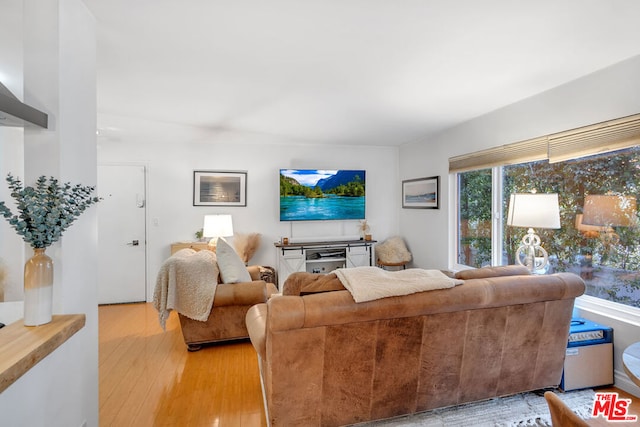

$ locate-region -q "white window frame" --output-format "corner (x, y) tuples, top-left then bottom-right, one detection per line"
(449, 166), (504, 272)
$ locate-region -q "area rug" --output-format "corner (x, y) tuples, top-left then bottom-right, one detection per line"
(354, 389), (595, 427)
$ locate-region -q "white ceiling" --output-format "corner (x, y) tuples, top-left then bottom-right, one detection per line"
(83, 0), (640, 146)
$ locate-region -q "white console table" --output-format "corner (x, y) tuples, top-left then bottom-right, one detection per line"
(274, 239), (376, 289)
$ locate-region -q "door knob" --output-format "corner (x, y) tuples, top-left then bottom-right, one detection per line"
(127, 240), (140, 246)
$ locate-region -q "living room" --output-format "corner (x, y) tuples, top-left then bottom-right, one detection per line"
(2, 1), (640, 426)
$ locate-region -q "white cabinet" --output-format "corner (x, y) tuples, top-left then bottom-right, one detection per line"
(275, 240), (375, 289)
(278, 249), (306, 285)
(346, 245), (370, 268)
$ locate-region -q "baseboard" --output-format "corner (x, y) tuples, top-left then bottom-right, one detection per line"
(613, 368), (640, 397)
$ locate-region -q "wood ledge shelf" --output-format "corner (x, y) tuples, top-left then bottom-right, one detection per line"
(0, 314), (86, 393)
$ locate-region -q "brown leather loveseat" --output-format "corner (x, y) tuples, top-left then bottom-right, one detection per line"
(179, 265), (278, 351)
(246, 266), (585, 426)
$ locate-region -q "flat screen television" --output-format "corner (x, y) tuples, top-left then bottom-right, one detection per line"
(280, 169), (366, 221)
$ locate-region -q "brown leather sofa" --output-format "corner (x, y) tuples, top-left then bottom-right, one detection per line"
(179, 265), (278, 351)
(246, 266), (585, 426)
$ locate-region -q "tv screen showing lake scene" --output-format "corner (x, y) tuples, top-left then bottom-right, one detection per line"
(280, 169), (366, 221)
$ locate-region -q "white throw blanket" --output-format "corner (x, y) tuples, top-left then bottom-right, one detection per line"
(153, 249), (219, 329)
(334, 267), (463, 303)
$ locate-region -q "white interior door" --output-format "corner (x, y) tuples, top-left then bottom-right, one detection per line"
(98, 164), (147, 304)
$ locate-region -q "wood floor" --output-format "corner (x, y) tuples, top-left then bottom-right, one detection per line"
(99, 302), (267, 427)
(99, 303), (640, 426)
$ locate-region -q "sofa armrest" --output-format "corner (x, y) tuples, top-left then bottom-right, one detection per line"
(247, 265), (276, 284)
(213, 281), (271, 307)
(247, 265), (262, 280)
(246, 303), (268, 359)
(282, 272), (346, 296)
(266, 282), (278, 298)
(454, 265), (530, 280)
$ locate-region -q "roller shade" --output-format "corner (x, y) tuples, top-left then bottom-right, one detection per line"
(548, 114), (640, 163)
(449, 137), (547, 172)
(449, 113), (640, 172)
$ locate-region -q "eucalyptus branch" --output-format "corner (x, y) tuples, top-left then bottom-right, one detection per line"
(0, 174), (101, 249)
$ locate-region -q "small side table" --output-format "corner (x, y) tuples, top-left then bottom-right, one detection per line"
(258, 265), (277, 285)
(170, 241), (212, 255)
(622, 342), (640, 388)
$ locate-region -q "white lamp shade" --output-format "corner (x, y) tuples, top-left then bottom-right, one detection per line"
(582, 195), (636, 227)
(203, 214), (234, 238)
(507, 193), (561, 229)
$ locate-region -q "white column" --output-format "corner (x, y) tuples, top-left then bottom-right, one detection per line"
(0, 1), (99, 426)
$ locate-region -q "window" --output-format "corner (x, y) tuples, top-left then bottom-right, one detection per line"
(455, 146), (640, 308)
(457, 169), (492, 268)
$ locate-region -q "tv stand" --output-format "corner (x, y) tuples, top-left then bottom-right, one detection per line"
(274, 239), (376, 289)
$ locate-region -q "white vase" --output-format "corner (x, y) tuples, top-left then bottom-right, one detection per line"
(23, 247), (53, 326)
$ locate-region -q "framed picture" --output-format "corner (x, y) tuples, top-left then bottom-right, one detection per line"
(193, 170), (247, 206)
(402, 176), (439, 209)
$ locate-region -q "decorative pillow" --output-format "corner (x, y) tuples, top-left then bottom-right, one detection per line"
(216, 237), (252, 283)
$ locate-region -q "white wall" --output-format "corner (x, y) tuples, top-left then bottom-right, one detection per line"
(0, 128), (24, 301)
(0, 1), (99, 425)
(399, 54), (640, 396)
(97, 121), (399, 298)
(0, 0), (25, 301)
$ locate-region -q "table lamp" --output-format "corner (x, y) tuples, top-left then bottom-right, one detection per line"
(203, 214), (234, 249)
(581, 194), (636, 244)
(507, 193), (561, 272)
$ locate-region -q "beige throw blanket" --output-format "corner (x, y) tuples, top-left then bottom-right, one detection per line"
(153, 249), (219, 329)
(334, 266), (463, 303)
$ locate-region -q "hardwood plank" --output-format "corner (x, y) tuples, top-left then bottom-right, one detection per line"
(99, 303), (267, 427)
(99, 303), (155, 410)
(124, 319), (189, 426)
(103, 305), (187, 426)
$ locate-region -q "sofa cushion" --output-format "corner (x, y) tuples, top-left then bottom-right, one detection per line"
(216, 237), (252, 283)
(454, 265), (530, 280)
(282, 272), (346, 296)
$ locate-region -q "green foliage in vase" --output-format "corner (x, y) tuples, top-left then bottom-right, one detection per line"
(0, 174), (100, 249)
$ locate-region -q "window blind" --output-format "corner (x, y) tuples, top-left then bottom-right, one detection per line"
(548, 113), (640, 163)
(449, 137), (547, 172)
(448, 113), (640, 172)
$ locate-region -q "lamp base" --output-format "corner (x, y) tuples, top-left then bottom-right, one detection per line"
(207, 237), (220, 251)
(515, 228), (549, 273)
(600, 228), (620, 245)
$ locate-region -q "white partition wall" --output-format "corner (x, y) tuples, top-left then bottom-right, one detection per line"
(0, 1), (99, 426)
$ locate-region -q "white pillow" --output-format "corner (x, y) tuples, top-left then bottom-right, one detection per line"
(216, 237), (252, 283)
